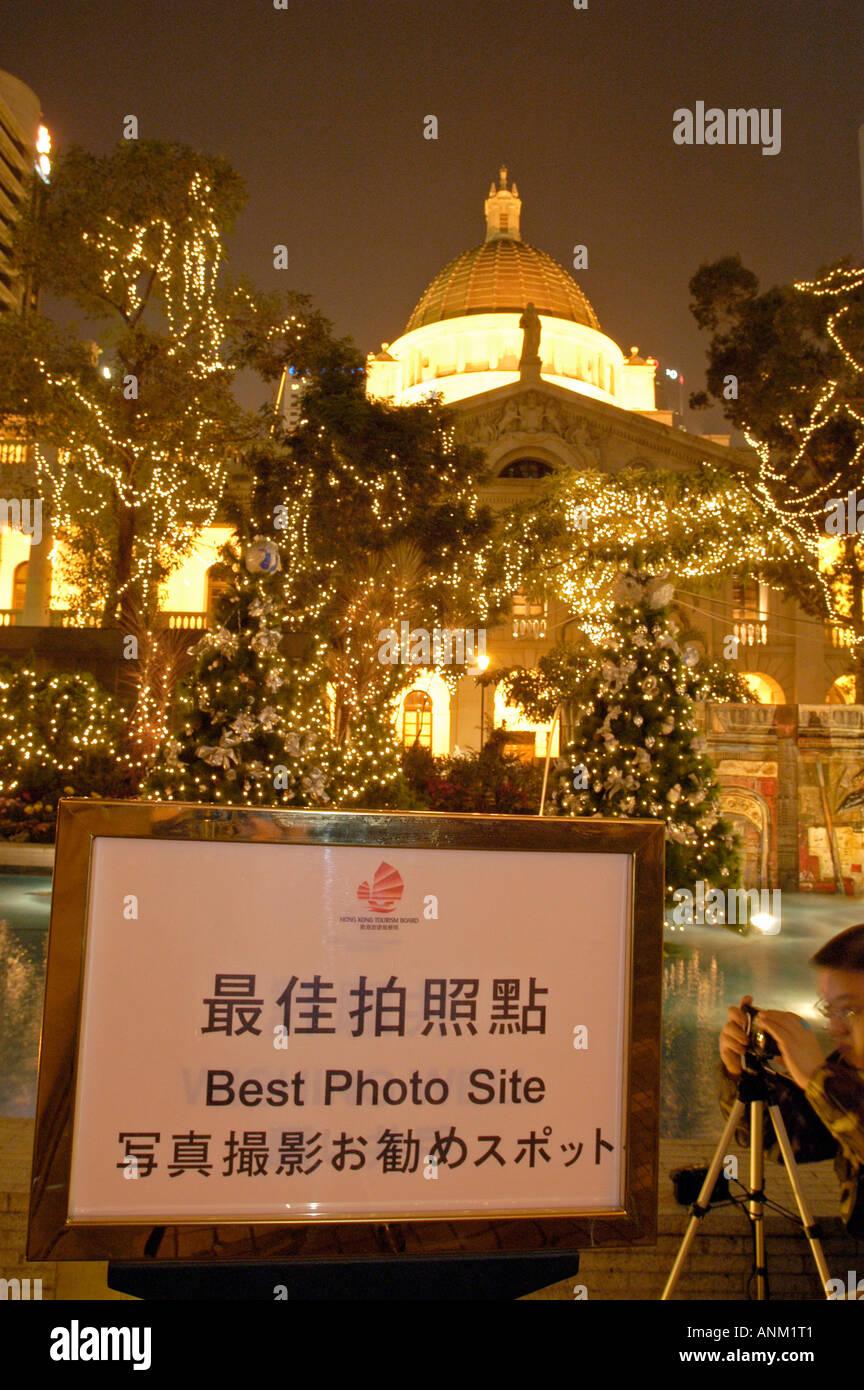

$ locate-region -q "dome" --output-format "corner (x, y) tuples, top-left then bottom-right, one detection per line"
(405, 237), (600, 334)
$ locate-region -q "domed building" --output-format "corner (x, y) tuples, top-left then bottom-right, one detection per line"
(366, 168), (864, 896)
(367, 166), (657, 415)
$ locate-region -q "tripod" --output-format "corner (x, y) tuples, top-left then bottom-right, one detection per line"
(662, 1058), (833, 1300)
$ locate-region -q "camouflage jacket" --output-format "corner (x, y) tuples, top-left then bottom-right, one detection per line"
(719, 1052), (864, 1237)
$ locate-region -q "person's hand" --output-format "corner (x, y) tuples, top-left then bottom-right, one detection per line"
(754, 1010), (826, 1090)
(719, 995), (753, 1077)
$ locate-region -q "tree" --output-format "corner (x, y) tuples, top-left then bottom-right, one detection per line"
(5, 140), (268, 626)
(496, 462), (798, 645)
(497, 571), (753, 900)
(0, 662), (136, 804)
(689, 255), (864, 695)
(248, 381), (508, 803)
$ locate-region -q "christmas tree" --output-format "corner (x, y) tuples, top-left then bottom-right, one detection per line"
(501, 570), (749, 902)
(562, 573), (741, 899)
(144, 534), (329, 808)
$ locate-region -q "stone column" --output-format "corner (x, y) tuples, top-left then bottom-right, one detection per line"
(774, 705), (800, 892)
(21, 497), (52, 626)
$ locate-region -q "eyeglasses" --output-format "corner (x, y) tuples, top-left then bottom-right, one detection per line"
(814, 1000), (864, 1024)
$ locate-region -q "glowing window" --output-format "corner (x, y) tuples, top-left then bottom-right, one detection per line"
(739, 672), (785, 704)
(403, 690), (433, 749)
(499, 458), (554, 479)
(826, 675), (856, 705)
(12, 560), (28, 611)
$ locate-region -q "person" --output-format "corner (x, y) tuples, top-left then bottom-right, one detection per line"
(718, 922), (864, 1237)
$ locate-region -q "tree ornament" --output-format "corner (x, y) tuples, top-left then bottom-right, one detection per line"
(646, 578), (674, 609)
(244, 537), (281, 574)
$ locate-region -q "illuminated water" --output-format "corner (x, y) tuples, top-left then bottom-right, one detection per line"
(0, 875), (52, 1117)
(1, 876), (863, 1134)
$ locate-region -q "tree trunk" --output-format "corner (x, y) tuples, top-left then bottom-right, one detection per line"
(113, 503), (138, 631)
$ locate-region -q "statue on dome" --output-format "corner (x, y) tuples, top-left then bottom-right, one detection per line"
(519, 302), (541, 367)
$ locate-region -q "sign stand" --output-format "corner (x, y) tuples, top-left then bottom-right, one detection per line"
(29, 803), (664, 1283)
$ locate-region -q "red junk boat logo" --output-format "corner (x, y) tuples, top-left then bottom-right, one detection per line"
(357, 862), (404, 913)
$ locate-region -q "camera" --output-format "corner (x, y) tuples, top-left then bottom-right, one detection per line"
(743, 1003), (780, 1062)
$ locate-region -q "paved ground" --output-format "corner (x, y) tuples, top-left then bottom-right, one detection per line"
(2, 1117), (860, 1301)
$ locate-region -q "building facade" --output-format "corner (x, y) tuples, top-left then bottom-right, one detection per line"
(0, 70), (48, 316)
(365, 169), (862, 892)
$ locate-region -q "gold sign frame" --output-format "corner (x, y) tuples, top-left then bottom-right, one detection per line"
(28, 800), (664, 1263)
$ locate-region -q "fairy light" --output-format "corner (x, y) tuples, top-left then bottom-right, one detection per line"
(0, 667), (140, 801)
(738, 264), (864, 653)
(30, 170), (258, 619)
(255, 403), (502, 803)
(496, 466), (804, 646)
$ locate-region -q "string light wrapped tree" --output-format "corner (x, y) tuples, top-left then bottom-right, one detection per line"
(497, 463), (800, 648)
(689, 256), (864, 695)
(0, 664), (137, 842)
(500, 571), (752, 903)
(245, 363), (507, 807)
(3, 139), (354, 771)
(10, 140), (258, 628)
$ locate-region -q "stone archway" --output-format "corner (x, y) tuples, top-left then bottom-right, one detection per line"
(719, 788), (772, 889)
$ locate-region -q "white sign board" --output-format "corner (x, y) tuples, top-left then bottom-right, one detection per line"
(68, 836), (632, 1221)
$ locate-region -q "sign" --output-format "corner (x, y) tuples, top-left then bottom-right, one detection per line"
(29, 802), (664, 1262)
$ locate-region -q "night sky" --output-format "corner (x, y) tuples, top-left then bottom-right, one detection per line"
(4, 0), (863, 428)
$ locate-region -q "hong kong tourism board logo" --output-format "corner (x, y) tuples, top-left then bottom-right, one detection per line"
(337, 861), (423, 931)
(358, 862), (404, 913)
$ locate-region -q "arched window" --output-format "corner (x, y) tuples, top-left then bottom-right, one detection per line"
(402, 690), (433, 749)
(826, 675), (856, 705)
(499, 458), (554, 479)
(12, 560), (28, 611)
(740, 672), (785, 704)
(205, 564), (230, 626)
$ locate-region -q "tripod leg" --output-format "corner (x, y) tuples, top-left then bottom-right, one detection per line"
(749, 1101), (768, 1299)
(661, 1099), (745, 1300)
(768, 1103), (834, 1297)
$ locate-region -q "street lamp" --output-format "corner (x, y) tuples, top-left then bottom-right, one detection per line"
(664, 366), (685, 426)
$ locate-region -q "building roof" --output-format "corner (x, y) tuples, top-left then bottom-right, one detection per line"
(405, 237), (600, 334)
(402, 168), (600, 336)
